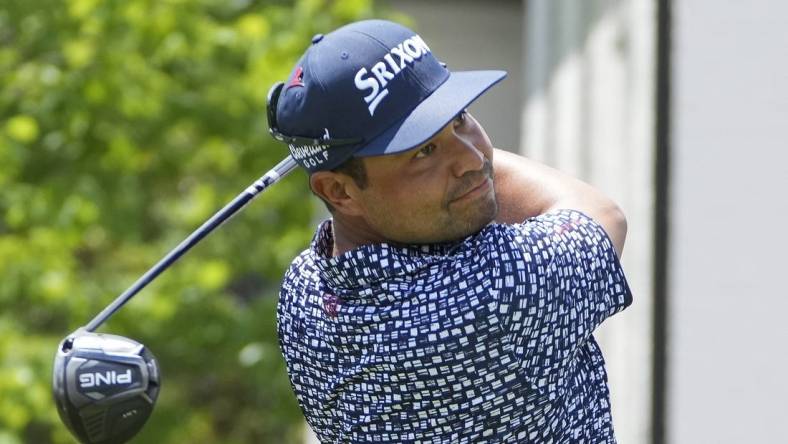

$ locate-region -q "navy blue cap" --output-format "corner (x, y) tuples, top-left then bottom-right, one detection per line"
(271, 20), (507, 173)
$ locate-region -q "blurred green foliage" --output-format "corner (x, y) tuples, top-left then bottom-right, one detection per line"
(0, 0), (392, 442)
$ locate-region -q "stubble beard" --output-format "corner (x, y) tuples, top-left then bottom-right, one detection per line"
(437, 159), (498, 241)
(370, 188), (498, 246)
(442, 187), (498, 241)
(364, 160), (499, 245)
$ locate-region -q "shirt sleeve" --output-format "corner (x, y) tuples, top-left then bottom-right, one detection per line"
(501, 209), (632, 385)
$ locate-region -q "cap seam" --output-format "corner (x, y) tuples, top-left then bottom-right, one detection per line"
(305, 48), (327, 97)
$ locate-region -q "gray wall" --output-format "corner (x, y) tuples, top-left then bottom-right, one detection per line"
(669, 1), (788, 442)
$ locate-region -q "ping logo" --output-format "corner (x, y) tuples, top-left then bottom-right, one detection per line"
(354, 35), (431, 116)
(79, 369), (133, 388)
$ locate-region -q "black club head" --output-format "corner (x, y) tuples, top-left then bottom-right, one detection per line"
(53, 330), (160, 444)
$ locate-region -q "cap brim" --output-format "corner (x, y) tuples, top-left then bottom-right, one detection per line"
(354, 70), (507, 157)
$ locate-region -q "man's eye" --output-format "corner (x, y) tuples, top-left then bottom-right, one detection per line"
(414, 143), (436, 159)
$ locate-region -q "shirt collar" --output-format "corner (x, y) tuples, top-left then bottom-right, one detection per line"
(309, 219), (463, 291)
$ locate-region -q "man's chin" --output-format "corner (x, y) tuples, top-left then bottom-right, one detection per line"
(443, 194), (499, 241)
(382, 194), (499, 246)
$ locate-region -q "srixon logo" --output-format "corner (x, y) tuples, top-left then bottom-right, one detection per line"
(79, 369), (133, 388)
(354, 35), (431, 116)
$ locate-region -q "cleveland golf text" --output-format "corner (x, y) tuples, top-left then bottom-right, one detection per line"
(289, 143), (330, 168)
(355, 35), (431, 115)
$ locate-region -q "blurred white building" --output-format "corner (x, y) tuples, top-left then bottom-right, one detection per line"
(307, 0), (788, 442)
(520, 1), (788, 443)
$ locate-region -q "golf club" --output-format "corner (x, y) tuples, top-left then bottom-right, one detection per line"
(52, 154), (298, 444)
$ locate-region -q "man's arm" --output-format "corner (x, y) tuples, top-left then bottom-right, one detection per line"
(492, 148), (628, 257)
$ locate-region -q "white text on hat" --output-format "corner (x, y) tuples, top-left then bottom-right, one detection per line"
(289, 143), (329, 169)
(354, 35), (431, 116)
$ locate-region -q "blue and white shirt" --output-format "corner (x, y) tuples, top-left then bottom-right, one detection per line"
(277, 210), (632, 443)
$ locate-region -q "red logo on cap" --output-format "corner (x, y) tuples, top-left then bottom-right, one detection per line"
(287, 66), (305, 89)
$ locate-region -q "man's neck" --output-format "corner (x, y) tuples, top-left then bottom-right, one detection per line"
(330, 215), (386, 257)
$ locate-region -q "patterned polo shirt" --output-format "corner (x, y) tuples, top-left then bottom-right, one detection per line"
(277, 209), (632, 443)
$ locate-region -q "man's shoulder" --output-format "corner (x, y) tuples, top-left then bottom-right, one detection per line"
(487, 209), (606, 242)
(472, 209), (612, 264)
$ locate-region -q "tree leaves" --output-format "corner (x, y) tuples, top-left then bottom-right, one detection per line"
(0, 0), (381, 442)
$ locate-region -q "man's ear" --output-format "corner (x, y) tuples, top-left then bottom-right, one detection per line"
(310, 171), (365, 216)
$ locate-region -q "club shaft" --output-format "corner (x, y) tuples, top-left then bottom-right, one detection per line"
(85, 155), (298, 332)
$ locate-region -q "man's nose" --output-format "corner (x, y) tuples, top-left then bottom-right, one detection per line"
(449, 134), (485, 177)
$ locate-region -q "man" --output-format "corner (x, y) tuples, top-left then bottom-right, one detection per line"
(271, 19), (631, 443)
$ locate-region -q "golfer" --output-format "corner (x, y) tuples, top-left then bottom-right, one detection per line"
(272, 19), (632, 443)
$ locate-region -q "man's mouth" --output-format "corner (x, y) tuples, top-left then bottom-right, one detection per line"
(453, 177), (492, 202)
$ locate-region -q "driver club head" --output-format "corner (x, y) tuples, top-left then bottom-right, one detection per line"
(53, 330), (161, 444)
